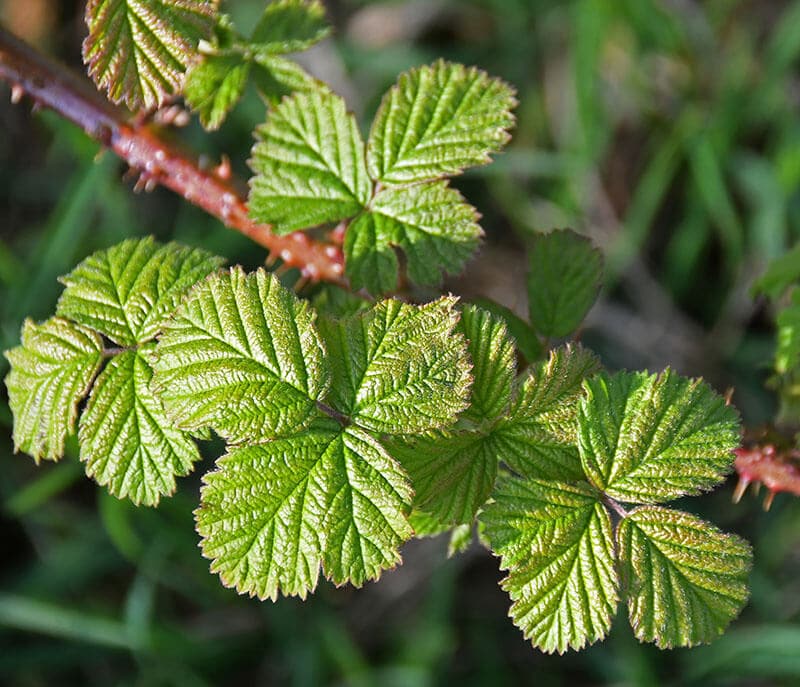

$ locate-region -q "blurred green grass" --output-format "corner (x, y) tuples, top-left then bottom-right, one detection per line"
(3, 0), (800, 684)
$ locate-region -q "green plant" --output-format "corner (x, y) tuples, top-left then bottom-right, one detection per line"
(2, 0), (754, 656)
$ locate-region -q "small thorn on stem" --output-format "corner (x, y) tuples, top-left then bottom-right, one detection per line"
(764, 490), (776, 511)
(733, 477), (750, 503)
(214, 155), (232, 181)
(724, 387), (735, 406)
(10, 83), (24, 104)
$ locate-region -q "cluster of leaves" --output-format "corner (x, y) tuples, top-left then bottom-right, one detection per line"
(753, 242), (800, 426)
(8, 0), (754, 656)
(83, 0), (329, 117)
(184, 0), (330, 129)
(5, 234), (751, 651)
(247, 58), (517, 294)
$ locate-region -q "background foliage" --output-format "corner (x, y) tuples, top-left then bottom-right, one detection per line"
(2, 0), (800, 684)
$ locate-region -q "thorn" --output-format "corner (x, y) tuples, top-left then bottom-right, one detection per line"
(724, 387), (735, 406)
(753, 481), (761, 495)
(294, 276), (309, 293)
(214, 155), (232, 181)
(31, 101), (41, 113)
(10, 83), (24, 104)
(144, 177), (157, 193)
(763, 489), (776, 511)
(265, 253), (279, 269)
(733, 477), (750, 503)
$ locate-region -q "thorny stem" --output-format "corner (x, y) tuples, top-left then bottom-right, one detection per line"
(0, 26), (346, 285)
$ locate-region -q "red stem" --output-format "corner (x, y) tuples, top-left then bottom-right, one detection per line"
(0, 25), (345, 284)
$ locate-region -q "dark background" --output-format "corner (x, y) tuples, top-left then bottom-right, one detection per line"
(2, 1), (800, 684)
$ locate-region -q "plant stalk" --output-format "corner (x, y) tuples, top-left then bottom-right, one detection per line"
(0, 25), (345, 285)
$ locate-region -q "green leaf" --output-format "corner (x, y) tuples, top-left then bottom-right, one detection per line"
(775, 294), (800, 374)
(618, 506), (752, 648)
(752, 242), (800, 299)
(408, 508), (449, 538)
(5, 318), (103, 462)
(57, 237), (225, 347)
(448, 523), (473, 557)
(83, 0), (216, 109)
(249, 0), (330, 53)
(151, 267), (330, 443)
(493, 345), (599, 481)
(321, 426), (413, 585)
(459, 304), (516, 423)
(367, 60), (516, 184)
(251, 54), (320, 104)
(345, 182), (482, 294)
(184, 53), (250, 130)
(526, 230), (603, 338)
(312, 285), (370, 319)
(318, 297), (471, 434)
(391, 431), (498, 525)
(481, 476), (618, 654)
(471, 298), (543, 362)
(248, 90), (371, 233)
(578, 370), (741, 503)
(197, 419), (412, 599)
(79, 349), (199, 506)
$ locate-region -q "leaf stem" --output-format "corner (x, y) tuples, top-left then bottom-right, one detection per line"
(316, 401), (350, 427)
(602, 493), (629, 519)
(0, 26), (345, 285)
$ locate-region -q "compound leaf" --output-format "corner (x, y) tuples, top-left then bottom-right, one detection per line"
(83, 0), (216, 110)
(249, 0), (330, 53)
(5, 318), (103, 462)
(58, 237), (225, 346)
(184, 53), (250, 130)
(345, 182), (482, 295)
(367, 60), (516, 184)
(526, 229), (603, 338)
(197, 419), (412, 599)
(494, 345), (599, 481)
(79, 349), (199, 506)
(248, 90), (371, 233)
(481, 476), (618, 654)
(151, 267), (330, 443)
(318, 297), (471, 434)
(618, 506), (752, 648)
(391, 431), (498, 525)
(578, 370), (741, 504)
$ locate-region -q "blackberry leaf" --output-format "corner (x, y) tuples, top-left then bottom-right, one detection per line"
(367, 60), (516, 184)
(197, 419), (412, 598)
(79, 348), (199, 506)
(526, 229), (603, 338)
(345, 182), (482, 295)
(578, 370), (741, 503)
(481, 476), (618, 654)
(618, 506), (752, 648)
(5, 318), (103, 462)
(57, 237), (225, 347)
(248, 90), (371, 233)
(151, 267), (330, 443)
(83, 0), (216, 109)
(318, 297), (471, 434)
